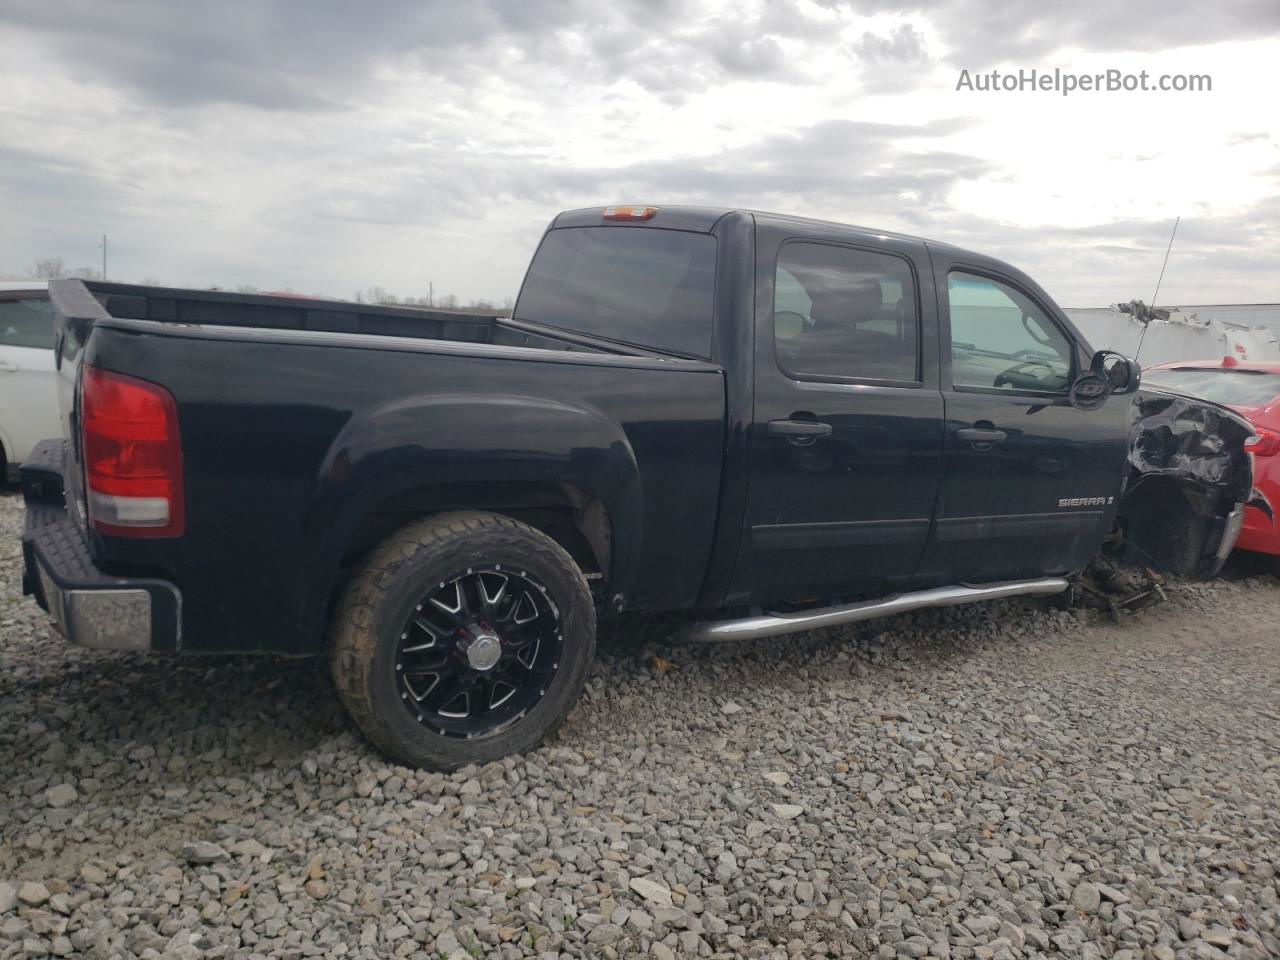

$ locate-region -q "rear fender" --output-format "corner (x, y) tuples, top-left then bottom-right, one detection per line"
(305, 392), (643, 627)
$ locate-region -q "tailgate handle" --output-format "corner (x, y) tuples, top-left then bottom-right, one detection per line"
(768, 419), (832, 445)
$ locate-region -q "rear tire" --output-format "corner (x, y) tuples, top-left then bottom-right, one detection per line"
(330, 510), (596, 770)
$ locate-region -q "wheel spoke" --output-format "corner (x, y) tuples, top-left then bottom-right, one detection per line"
(498, 589), (539, 626)
(403, 671), (440, 702)
(425, 675), (469, 717)
(402, 615), (439, 653)
(514, 635), (541, 670)
(485, 670), (519, 709)
(478, 572), (509, 609)
(430, 579), (468, 621)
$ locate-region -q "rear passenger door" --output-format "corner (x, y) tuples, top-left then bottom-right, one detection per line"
(729, 222), (944, 605)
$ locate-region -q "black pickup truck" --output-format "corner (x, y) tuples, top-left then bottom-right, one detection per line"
(20, 204), (1252, 769)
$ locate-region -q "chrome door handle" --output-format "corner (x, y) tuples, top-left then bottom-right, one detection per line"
(0, 361), (19, 373)
(768, 419), (832, 446)
(956, 427), (1006, 443)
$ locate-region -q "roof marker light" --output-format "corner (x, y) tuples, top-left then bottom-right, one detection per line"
(603, 205), (658, 221)
(1222, 355), (1238, 368)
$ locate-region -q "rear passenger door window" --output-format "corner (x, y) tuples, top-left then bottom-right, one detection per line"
(773, 243), (919, 383)
(0, 297), (55, 351)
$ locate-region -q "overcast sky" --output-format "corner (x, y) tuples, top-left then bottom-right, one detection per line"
(1, 0), (1277, 306)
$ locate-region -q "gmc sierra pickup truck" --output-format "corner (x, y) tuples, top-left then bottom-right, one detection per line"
(20, 204), (1253, 769)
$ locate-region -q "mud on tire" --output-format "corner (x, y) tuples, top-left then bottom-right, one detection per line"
(329, 510), (596, 770)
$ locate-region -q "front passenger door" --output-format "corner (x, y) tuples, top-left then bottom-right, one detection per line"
(916, 265), (1129, 583)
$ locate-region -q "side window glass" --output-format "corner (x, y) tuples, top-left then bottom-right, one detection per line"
(0, 298), (55, 351)
(947, 272), (1072, 393)
(773, 243), (919, 382)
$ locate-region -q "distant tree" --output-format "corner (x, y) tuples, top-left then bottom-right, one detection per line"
(29, 257), (66, 279)
(352, 286), (511, 315)
(65, 266), (102, 281)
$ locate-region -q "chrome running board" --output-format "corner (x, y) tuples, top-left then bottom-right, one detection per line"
(681, 577), (1069, 643)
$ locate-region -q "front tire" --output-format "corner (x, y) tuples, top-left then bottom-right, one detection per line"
(330, 511), (596, 769)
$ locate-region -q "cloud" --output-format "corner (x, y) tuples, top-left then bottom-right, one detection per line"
(852, 24), (929, 64)
(847, 0), (1280, 66)
(0, 0), (1275, 307)
(0, 0), (840, 110)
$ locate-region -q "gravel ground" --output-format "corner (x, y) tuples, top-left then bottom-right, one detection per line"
(2, 488), (1279, 960)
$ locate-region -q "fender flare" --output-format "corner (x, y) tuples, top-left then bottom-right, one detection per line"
(298, 392), (643, 642)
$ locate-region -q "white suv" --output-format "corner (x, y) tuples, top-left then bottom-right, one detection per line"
(0, 281), (58, 483)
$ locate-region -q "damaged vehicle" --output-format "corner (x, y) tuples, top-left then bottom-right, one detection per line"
(1139, 357), (1277, 570)
(19, 204), (1253, 769)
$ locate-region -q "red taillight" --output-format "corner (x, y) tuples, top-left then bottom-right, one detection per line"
(1246, 428), (1280, 458)
(81, 365), (184, 537)
(603, 205), (658, 221)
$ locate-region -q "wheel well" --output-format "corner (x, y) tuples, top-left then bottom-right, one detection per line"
(1116, 475), (1215, 575)
(339, 481), (612, 583)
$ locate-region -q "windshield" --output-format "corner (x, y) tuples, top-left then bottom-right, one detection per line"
(1143, 368), (1280, 407)
(514, 227), (717, 358)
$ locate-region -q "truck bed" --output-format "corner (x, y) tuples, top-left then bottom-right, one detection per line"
(84, 281), (647, 356)
(42, 279), (729, 655)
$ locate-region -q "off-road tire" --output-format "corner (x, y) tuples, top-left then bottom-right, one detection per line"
(330, 510), (596, 769)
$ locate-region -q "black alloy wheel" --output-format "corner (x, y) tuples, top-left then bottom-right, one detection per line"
(394, 565), (563, 738)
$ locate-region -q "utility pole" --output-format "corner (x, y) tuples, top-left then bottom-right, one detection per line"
(101, 234), (108, 281)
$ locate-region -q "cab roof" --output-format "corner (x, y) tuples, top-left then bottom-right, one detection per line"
(551, 204), (975, 258)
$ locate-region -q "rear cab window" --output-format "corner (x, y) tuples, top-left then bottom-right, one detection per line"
(0, 296), (54, 350)
(1143, 367), (1280, 407)
(514, 227), (717, 359)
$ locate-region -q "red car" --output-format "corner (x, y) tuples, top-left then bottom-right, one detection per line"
(1143, 357), (1280, 565)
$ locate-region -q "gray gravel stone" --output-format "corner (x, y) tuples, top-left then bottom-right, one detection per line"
(15, 882), (48, 907)
(179, 840), (228, 864)
(44, 784), (77, 808)
(1072, 882), (1102, 913)
(628, 876), (673, 907)
(2, 489), (1279, 959)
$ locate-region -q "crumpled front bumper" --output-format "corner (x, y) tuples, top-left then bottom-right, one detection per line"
(20, 439), (181, 652)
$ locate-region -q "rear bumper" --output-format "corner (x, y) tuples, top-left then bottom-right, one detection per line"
(1235, 504), (1279, 555)
(1234, 468), (1280, 556)
(20, 440), (181, 651)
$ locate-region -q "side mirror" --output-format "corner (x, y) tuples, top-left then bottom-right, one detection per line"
(1091, 350), (1142, 396)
